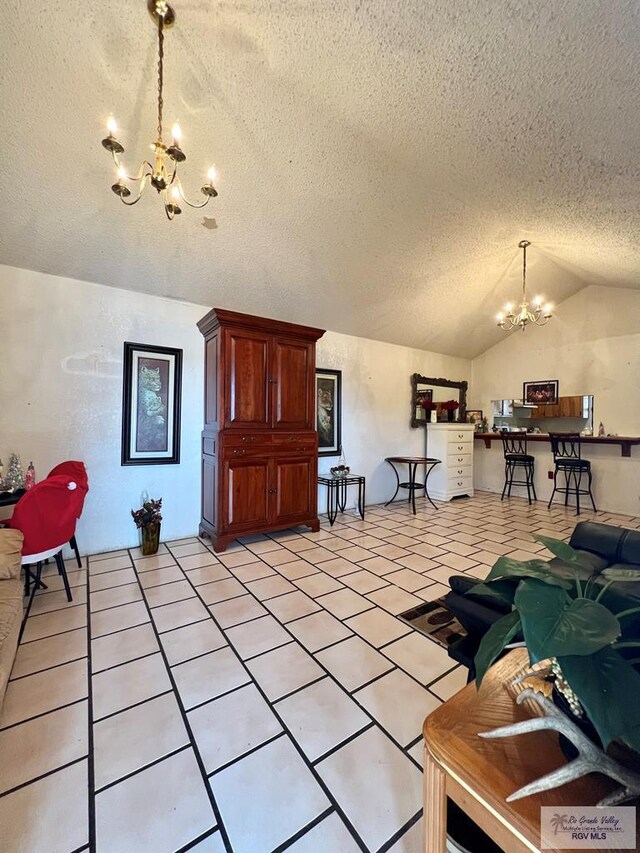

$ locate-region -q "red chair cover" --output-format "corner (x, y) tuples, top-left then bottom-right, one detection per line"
(8, 474), (86, 557)
(48, 461), (89, 492)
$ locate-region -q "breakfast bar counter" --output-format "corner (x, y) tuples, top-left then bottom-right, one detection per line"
(474, 432), (640, 458)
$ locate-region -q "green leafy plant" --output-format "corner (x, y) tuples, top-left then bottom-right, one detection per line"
(472, 535), (640, 753)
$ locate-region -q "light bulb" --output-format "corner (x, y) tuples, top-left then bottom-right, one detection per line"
(171, 186), (181, 201)
(117, 166), (126, 181)
(534, 295), (542, 306)
(496, 313), (504, 322)
(544, 303), (553, 314)
(207, 166), (217, 183)
(171, 122), (182, 143)
(505, 303), (512, 313)
(107, 116), (118, 135)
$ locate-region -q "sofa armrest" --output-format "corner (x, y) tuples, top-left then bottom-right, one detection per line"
(0, 530), (23, 581)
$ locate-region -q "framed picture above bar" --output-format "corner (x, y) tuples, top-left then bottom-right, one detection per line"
(121, 342), (183, 465)
(316, 368), (342, 457)
(523, 379), (559, 405)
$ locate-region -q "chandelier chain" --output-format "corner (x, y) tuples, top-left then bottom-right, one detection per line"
(156, 12), (164, 141)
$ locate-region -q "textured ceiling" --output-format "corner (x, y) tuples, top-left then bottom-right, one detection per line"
(1, 0), (639, 357)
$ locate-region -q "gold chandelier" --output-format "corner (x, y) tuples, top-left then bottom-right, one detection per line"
(496, 241), (553, 331)
(101, 1), (218, 220)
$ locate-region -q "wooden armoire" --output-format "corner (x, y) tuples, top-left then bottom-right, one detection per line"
(197, 308), (325, 552)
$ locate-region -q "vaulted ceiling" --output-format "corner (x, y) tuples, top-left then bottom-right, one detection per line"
(1, 1), (639, 357)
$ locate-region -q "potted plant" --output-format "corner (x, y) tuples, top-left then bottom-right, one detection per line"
(472, 535), (640, 761)
(441, 399), (460, 422)
(421, 399), (438, 423)
(131, 496), (163, 556)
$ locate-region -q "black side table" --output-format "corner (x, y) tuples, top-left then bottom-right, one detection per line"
(318, 475), (366, 526)
(384, 456), (441, 514)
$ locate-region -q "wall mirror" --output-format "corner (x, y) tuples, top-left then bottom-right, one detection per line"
(410, 373), (468, 428)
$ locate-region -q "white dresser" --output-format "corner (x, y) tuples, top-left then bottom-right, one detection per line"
(425, 423), (475, 501)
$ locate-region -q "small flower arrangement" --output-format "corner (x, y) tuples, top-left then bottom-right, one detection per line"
(420, 399), (437, 411)
(440, 400), (460, 411)
(131, 497), (162, 529)
(330, 464), (351, 478)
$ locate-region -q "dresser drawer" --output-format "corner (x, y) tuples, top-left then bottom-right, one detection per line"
(445, 464), (473, 480)
(446, 451), (473, 466)
(446, 474), (473, 491)
(446, 431), (473, 446)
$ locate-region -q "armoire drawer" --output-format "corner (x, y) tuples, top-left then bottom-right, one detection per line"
(223, 433), (316, 450)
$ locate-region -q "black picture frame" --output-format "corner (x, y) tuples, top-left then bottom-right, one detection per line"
(523, 380), (559, 405)
(121, 342), (183, 466)
(316, 368), (342, 457)
(410, 374), (468, 428)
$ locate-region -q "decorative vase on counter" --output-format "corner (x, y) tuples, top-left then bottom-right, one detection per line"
(447, 409), (455, 422)
(430, 409), (437, 423)
(140, 522), (161, 556)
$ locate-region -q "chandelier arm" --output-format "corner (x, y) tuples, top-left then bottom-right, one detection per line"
(111, 149), (154, 182)
(173, 179), (209, 208)
(120, 174), (152, 206)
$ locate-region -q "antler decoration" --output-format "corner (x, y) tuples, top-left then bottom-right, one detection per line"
(479, 688), (640, 806)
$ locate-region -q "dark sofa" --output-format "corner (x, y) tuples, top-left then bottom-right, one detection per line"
(445, 521), (640, 679)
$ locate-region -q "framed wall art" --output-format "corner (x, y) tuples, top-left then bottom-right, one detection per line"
(523, 380), (559, 405)
(316, 368), (342, 457)
(121, 342), (183, 466)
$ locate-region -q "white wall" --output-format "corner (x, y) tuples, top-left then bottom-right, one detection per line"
(316, 332), (470, 510)
(470, 286), (640, 515)
(0, 266), (208, 554)
(0, 265), (471, 552)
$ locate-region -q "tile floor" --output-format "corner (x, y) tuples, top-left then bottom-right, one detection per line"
(1, 491), (637, 853)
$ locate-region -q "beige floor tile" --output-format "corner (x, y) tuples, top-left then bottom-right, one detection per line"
(381, 534), (419, 549)
(90, 566), (137, 591)
(384, 568), (433, 592)
(286, 812), (361, 852)
(356, 555), (400, 576)
(231, 562), (276, 583)
(245, 575), (297, 601)
(91, 622), (159, 672)
(34, 566), (87, 594)
(197, 577), (246, 605)
(95, 748), (214, 853)
(408, 542), (445, 559)
(316, 587), (373, 619)
(226, 615), (291, 660)
(189, 683), (282, 773)
(166, 537), (199, 547)
(382, 632), (453, 685)
(152, 597), (210, 633)
(210, 735), (329, 853)
(137, 564), (185, 588)
(218, 549), (262, 568)
(285, 538), (320, 554)
(92, 653), (171, 720)
(260, 549), (300, 567)
(91, 549), (129, 561)
(186, 563), (233, 585)
(130, 543), (169, 560)
(209, 594), (268, 628)
(90, 554), (132, 574)
(160, 619), (227, 666)
(91, 600), (149, 638)
(294, 572), (344, 598)
(365, 586), (422, 615)
(21, 603), (87, 642)
(393, 553), (439, 572)
(90, 582), (142, 612)
(263, 590), (320, 623)
(276, 677), (369, 761)
(93, 692), (189, 789)
(330, 545), (371, 563)
(0, 700), (88, 794)
(171, 542), (209, 559)
(274, 559), (318, 581)
(345, 608), (412, 647)
(315, 726), (422, 851)
(354, 668), (439, 746)
(341, 569), (389, 594)
(245, 540), (284, 555)
(436, 552), (479, 571)
(0, 658), (87, 729)
(172, 647), (250, 710)
(414, 581), (450, 601)
(316, 635), (394, 691)
(287, 610), (352, 653)
(246, 642), (324, 702)
(430, 665), (469, 701)
(145, 579), (195, 608)
(29, 586), (87, 618)
(301, 546), (338, 564)
(0, 759), (88, 852)
(11, 627), (86, 679)
(387, 817), (423, 852)
(188, 831), (227, 852)
(177, 551), (220, 571)
(134, 552), (176, 572)
(370, 544), (412, 560)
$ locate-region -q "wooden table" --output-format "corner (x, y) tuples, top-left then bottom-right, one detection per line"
(423, 649), (634, 852)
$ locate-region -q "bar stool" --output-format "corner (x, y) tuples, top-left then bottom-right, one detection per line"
(500, 430), (536, 504)
(548, 432), (596, 515)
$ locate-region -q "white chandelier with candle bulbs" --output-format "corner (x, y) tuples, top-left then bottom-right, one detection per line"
(496, 241), (553, 331)
(101, 1), (218, 220)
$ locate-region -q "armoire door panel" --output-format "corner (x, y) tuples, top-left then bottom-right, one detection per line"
(225, 458), (270, 530)
(202, 456), (217, 528)
(204, 334), (219, 427)
(225, 331), (270, 428)
(272, 456), (314, 523)
(272, 339), (313, 429)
